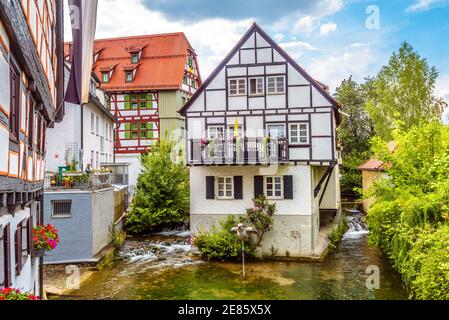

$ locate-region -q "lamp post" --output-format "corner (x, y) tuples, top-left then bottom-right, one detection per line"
(231, 223), (256, 278)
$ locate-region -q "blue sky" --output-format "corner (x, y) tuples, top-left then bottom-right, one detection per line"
(66, 0), (449, 118)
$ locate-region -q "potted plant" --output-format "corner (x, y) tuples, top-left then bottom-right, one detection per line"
(62, 176), (72, 188)
(32, 224), (59, 258)
(199, 137), (210, 151)
(0, 288), (39, 300)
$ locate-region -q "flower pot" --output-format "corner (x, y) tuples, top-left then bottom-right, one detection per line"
(32, 248), (46, 258)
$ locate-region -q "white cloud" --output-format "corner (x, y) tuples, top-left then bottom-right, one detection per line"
(274, 33), (284, 42)
(293, 16), (317, 35)
(349, 42), (368, 48)
(65, 0), (253, 78)
(306, 44), (382, 92)
(435, 73), (449, 123)
(405, 0), (448, 13)
(279, 41), (318, 59)
(319, 22), (337, 36)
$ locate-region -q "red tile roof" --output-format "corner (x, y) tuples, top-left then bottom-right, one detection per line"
(65, 32), (196, 91)
(358, 159), (385, 171)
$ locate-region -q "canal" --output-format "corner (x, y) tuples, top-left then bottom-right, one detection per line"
(57, 214), (407, 300)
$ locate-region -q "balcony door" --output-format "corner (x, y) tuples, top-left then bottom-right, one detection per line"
(266, 124), (285, 139)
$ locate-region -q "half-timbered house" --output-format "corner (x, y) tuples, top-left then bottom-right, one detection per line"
(180, 23), (342, 258)
(65, 33), (201, 192)
(0, 0), (64, 294)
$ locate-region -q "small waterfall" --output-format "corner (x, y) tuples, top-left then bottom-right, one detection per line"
(116, 229), (198, 270)
(343, 211), (368, 239)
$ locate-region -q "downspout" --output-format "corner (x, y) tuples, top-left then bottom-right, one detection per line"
(81, 103), (85, 170)
(38, 195), (44, 300)
(55, 0), (65, 122)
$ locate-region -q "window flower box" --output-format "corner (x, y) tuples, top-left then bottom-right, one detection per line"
(32, 224), (59, 258)
(0, 288), (39, 300)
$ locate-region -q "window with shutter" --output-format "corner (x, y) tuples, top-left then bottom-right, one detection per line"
(216, 176), (233, 199)
(9, 61), (20, 139)
(124, 95), (131, 109)
(1, 224), (11, 288)
(264, 176), (283, 199)
(15, 225), (22, 275)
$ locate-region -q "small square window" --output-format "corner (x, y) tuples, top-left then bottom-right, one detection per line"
(52, 200), (72, 217)
(267, 76), (285, 94)
(265, 176), (283, 199)
(229, 78), (246, 96)
(289, 123), (309, 145)
(208, 126), (224, 139)
(216, 177), (234, 199)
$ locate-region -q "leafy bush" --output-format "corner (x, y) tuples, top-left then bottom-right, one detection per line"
(328, 215), (349, 251)
(366, 122), (449, 299)
(194, 196), (276, 260)
(125, 140), (190, 234)
(193, 216), (254, 261)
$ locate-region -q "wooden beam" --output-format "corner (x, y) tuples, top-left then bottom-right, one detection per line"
(0, 0), (56, 122)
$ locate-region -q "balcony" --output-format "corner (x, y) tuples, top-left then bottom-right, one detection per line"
(188, 137), (289, 165)
(44, 171), (113, 191)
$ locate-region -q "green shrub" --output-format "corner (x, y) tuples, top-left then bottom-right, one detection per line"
(193, 216), (254, 261)
(194, 196), (277, 261)
(367, 122), (449, 299)
(328, 215), (349, 251)
(125, 140), (189, 234)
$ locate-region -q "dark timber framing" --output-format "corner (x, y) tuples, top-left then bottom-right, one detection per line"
(0, 0), (61, 122)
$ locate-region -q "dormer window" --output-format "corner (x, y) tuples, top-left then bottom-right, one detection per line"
(102, 72), (109, 83)
(126, 71), (133, 82)
(131, 53), (139, 64)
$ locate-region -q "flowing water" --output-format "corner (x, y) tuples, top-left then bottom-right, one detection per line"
(55, 214), (407, 300)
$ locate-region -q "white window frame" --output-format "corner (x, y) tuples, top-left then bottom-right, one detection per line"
(95, 116), (99, 135)
(125, 71), (133, 82)
(216, 176), (234, 200)
(264, 176), (284, 199)
(226, 125), (243, 140)
(228, 78), (246, 96)
(267, 76), (285, 94)
(266, 124), (286, 139)
(249, 77), (264, 96)
(131, 53), (139, 64)
(207, 126), (225, 139)
(102, 72), (109, 83)
(289, 123), (309, 145)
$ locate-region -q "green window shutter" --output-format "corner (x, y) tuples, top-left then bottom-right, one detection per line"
(124, 123), (130, 139)
(147, 122), (153, 139)
(124, 95), (131, 110)
(147, 94), (154, 109)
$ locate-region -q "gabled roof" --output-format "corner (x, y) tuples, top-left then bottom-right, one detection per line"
(64, 32), (197, 92)
(358, 159), (386, 172)
(179, 23), (341, 124)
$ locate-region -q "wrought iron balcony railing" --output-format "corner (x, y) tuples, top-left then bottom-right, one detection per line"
(188, 137), (289, 165)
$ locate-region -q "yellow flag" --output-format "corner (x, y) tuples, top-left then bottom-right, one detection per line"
(234, 117), (239, 138)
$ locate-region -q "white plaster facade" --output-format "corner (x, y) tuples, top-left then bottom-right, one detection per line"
(46, 67), (114, 172)
(0, 203), (41, 294)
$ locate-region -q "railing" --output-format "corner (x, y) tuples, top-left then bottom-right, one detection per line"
(189, 137), (289, 165)
(44, 172), (113, 190)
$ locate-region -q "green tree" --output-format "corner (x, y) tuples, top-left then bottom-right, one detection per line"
(334, 76), (375, 195)
(125, 139), (190, 234)
(366, 122), (449, 299)
(366, 42), (442, 141)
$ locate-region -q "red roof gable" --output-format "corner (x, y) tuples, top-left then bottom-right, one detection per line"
(64, 32), (196, 91)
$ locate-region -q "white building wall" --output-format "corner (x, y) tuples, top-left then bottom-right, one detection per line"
(91, 187), (114, 255)
(115, 153), (141, 195)
(82, 102), (114, 169)
(190, 165), (312, 216)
